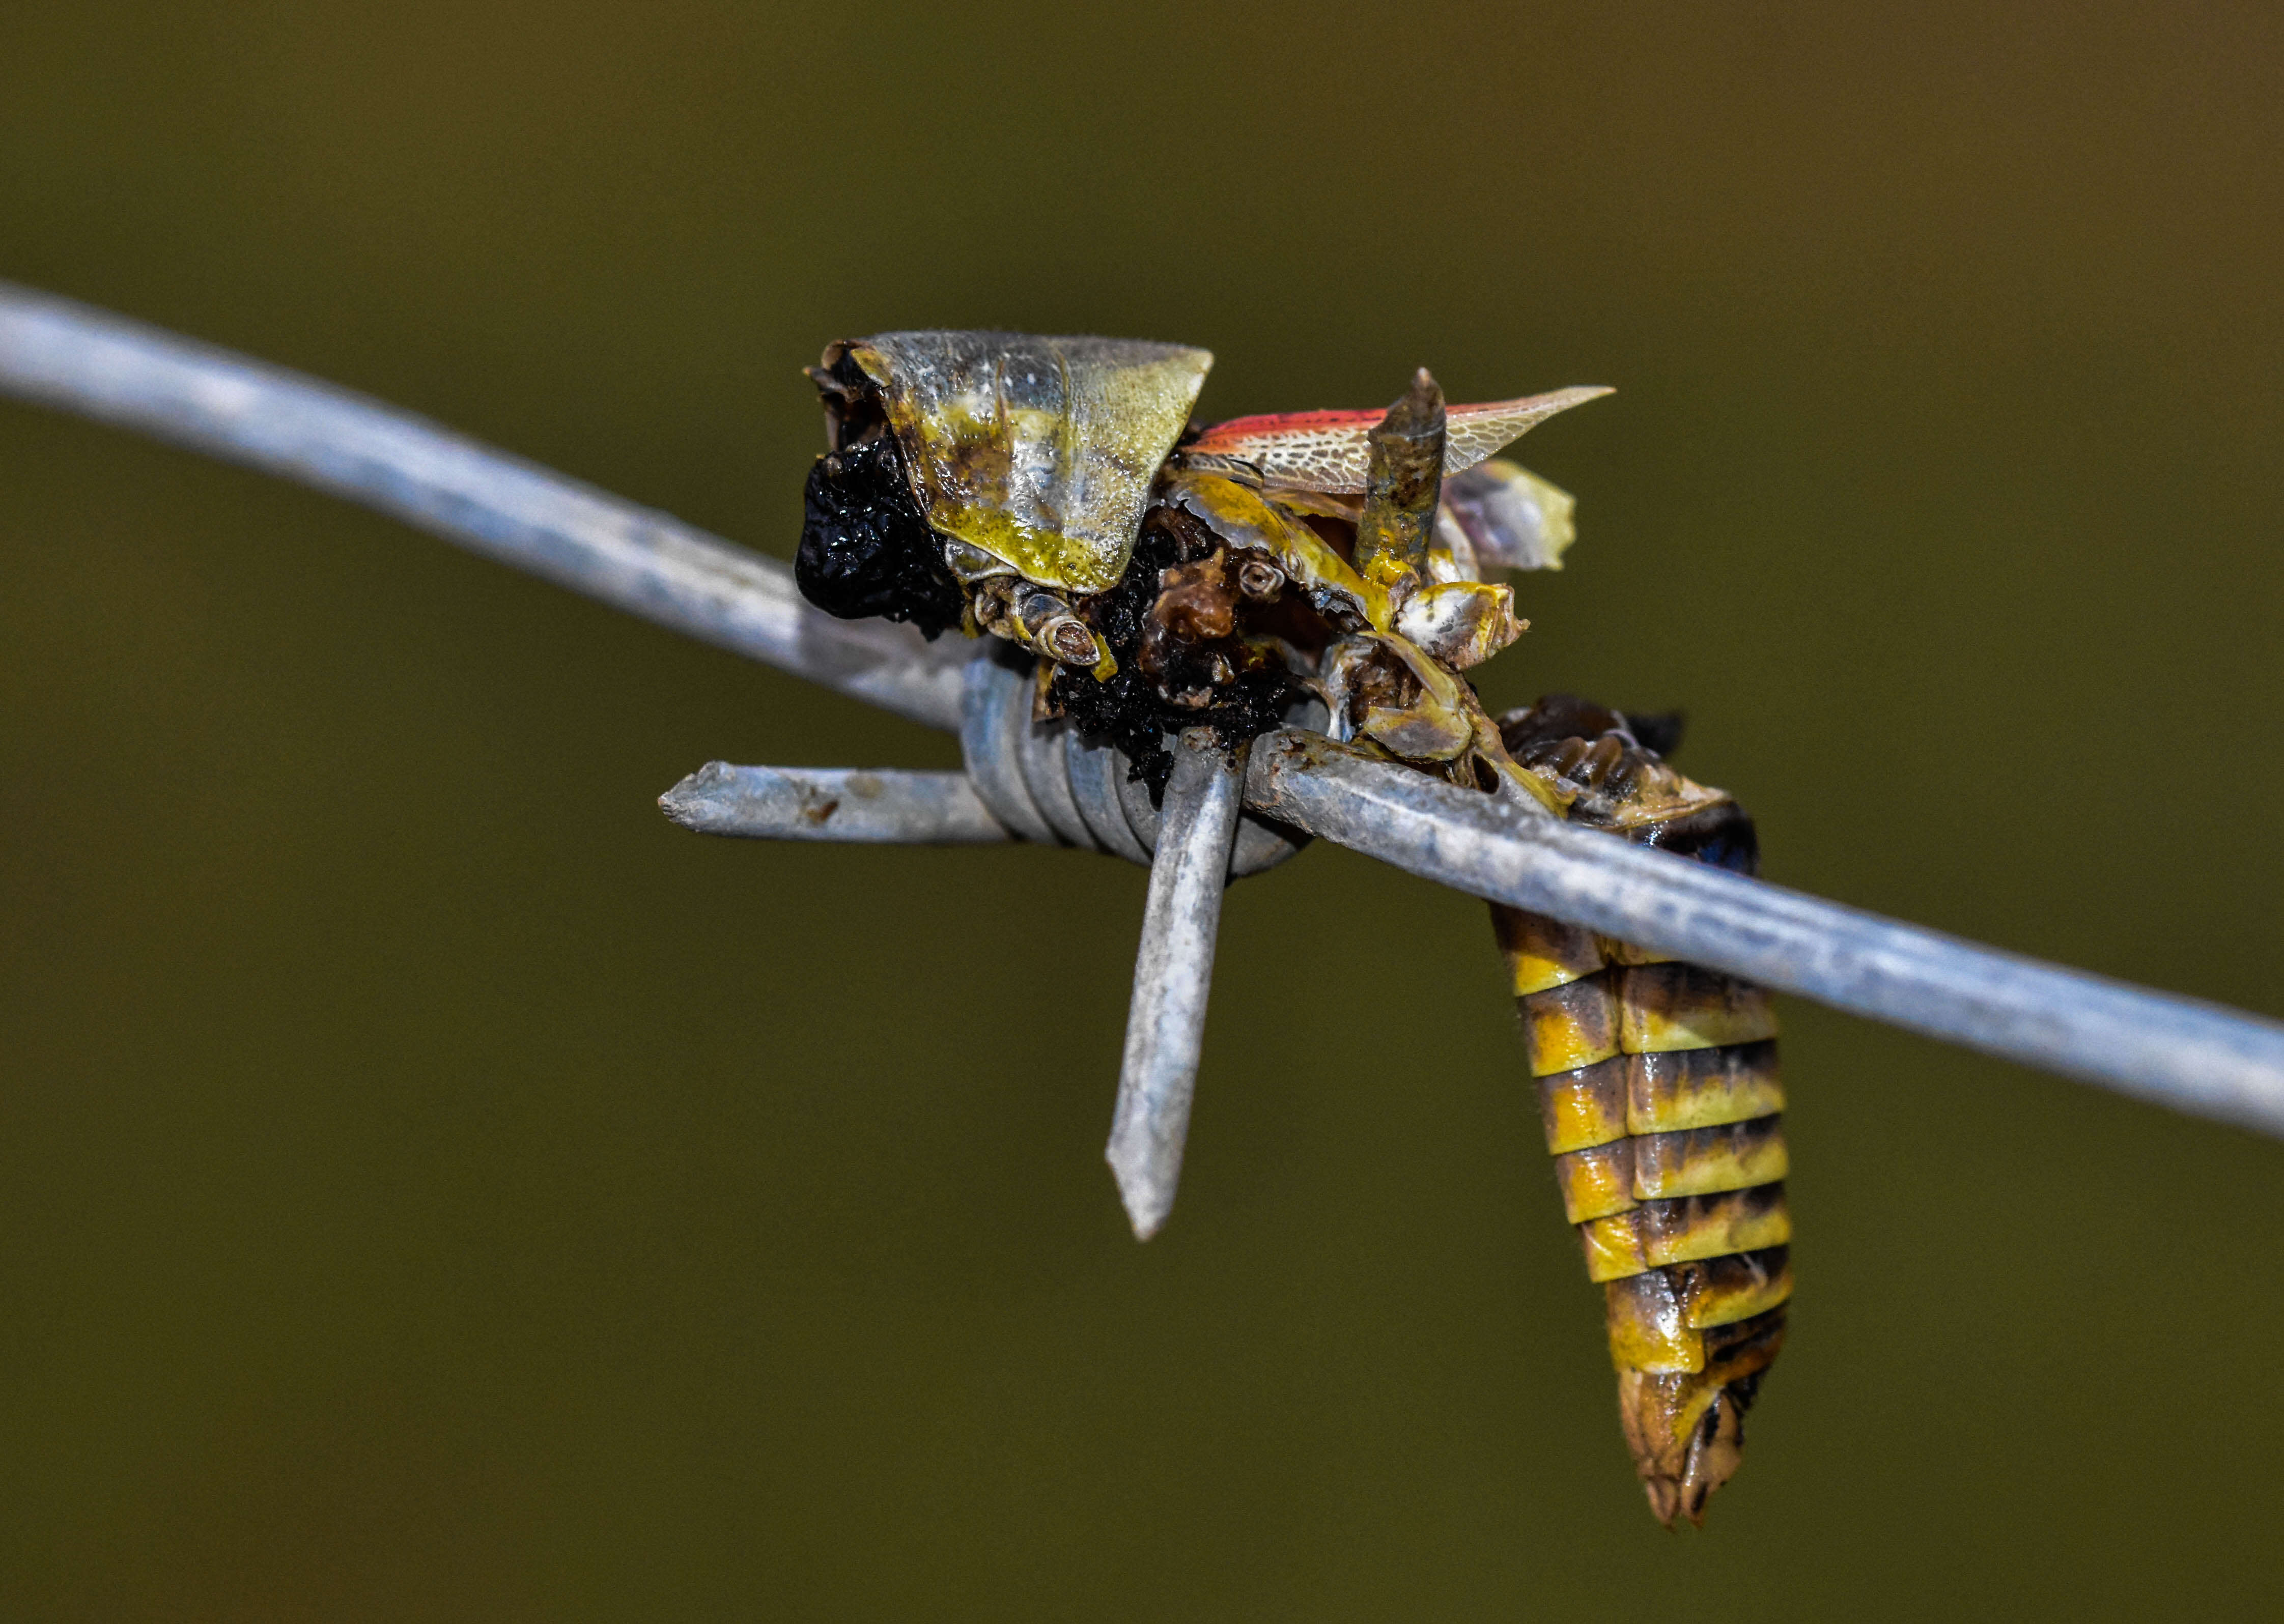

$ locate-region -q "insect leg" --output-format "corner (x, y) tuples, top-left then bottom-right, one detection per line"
(1354, 368), (1446, 589)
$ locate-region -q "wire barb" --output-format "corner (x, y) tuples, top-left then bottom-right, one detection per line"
(1105, 731), (1249, 1239)
(659, 764), (1012, 844)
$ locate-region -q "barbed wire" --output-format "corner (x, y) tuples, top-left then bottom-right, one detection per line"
(6, 278), (2283, 1145)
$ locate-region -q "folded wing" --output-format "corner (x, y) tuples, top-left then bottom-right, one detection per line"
(1188, 385), (1609, 494)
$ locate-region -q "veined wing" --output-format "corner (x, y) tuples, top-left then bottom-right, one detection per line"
(1188, 385), (1609, 494)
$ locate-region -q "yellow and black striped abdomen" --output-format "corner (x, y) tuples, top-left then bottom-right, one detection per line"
(1490, 696), (1788, 1527)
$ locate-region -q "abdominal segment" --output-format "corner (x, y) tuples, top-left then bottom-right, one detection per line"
(1489, 695), (1787, 1528)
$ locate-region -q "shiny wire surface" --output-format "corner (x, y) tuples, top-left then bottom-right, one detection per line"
(0, 280), (967, 730)
(6, 280), (2283, 1136)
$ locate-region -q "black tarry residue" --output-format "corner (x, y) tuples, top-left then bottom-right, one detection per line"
(795, 435), (965, 637)
(1047, 524), (1305, 794)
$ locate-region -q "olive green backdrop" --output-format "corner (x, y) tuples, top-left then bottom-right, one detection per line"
(3, 3), (2280, 1617)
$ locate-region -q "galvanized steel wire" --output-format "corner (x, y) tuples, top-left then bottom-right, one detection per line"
(7, 278), (2284, 1138)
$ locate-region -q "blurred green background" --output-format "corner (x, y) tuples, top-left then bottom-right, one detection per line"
(3, 2), (2281, 1617)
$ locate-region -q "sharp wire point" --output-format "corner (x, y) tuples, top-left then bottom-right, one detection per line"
(1105, 731), (1249, 1240)
(656, 763), (1013, 844)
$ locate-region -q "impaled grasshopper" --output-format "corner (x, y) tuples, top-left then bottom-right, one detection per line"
(9, 279), (2278, 1540)
(774, 332), (1786, 1524)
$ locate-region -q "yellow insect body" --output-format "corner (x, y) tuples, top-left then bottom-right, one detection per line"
(1492, 700), (1791, 1526)
(795, 336), (1786, 1522)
